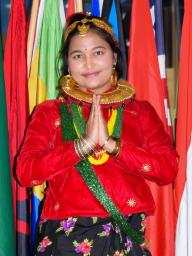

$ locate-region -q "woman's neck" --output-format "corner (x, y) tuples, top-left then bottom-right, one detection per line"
(80, 84), (113, 95)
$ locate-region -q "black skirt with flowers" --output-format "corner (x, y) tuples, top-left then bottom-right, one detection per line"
(34, 213), (152, 256)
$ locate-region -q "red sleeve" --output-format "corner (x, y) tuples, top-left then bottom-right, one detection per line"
(117, 101), (178, 185)
(16, 101), (79, 187)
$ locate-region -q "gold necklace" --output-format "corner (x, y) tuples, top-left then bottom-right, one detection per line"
(60, 78), (135, 104)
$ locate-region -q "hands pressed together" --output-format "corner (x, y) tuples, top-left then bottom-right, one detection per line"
(85, 95), (116, 154)
(74, 95), (120, 160)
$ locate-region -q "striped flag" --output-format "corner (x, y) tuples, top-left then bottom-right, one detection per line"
(3, 0), (30, 255)
(128, 1), (175, 255)
(150, 0), (172, 138)
(27, 0), (66, 247)
(102, 0), (127, 79)
(175, 0), (192, 254)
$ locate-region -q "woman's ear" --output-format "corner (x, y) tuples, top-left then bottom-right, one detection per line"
(113, 53), (117, 66)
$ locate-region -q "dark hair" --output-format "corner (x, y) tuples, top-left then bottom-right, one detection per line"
(59, 13), (123, 79)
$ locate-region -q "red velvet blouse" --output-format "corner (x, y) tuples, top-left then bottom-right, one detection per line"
(16, 97), (178, 219)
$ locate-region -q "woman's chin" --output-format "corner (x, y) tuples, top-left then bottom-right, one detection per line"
(78, 84), (111, 94)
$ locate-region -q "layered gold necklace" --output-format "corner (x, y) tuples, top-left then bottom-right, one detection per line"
(61, 78), (135, 105)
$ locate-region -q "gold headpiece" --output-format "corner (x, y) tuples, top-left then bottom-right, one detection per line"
(64, 17), (117, 43)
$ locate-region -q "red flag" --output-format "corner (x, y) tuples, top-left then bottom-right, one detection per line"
(128, 1), (174, 255)
(175, 0), (192, 254)
(66, 0), (75, 19)
(4, 0), (30, 254)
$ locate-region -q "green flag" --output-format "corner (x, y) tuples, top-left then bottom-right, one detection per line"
(0, 38), (16, 255)
(28, 0), (66, 113)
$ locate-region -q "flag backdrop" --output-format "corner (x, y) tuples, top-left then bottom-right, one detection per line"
(0, 32), (16, 256)
(3, 0), (30, 255)
(175, 0), (192, 254)
(128, 1), (175, 255)
(102, 0), (127, 79)
(150, 0), (172, 138)
(92, 0), (100, 16)
(27, 0), (66, 246)
(2, 1), (183, 255)
(66, 0), (75, 19)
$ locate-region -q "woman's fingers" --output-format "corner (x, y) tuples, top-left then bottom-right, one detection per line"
(95, 95), (100, 106)
(88, 94), (96, 122)
(96, 96), (109, 146)
(86, 95), (99, 144)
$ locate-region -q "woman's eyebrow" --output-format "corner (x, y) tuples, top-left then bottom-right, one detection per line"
(69, 46), (107, 55)
(69, 50), (82, 56)
(92, 46), (106, 50)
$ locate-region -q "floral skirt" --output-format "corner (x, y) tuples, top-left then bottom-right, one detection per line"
(34, 213), (151, 256)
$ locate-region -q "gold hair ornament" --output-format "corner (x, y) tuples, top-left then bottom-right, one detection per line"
(64, 18), (117, 43)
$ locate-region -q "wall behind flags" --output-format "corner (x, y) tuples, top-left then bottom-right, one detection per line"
(0, 0), (11, 43)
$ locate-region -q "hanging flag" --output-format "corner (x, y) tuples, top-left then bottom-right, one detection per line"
(150, 0), (172, 138)
(28, 0), (66, 112)
(0, 33), (16, 256)
(128, 1), (175, 256)
(66, 0), (75, 19)
(27, 0), (66, 247)
(75, 0), (83, 12)
(175, 0), (192, 254)
(92, 0), (100, 16)
(102, 0), (127, 79)
(27, 0), (40, 76)
(3, 0), (30, 255)
(98, 0), (104, 15)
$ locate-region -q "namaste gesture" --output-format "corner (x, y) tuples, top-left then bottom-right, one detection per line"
(85, 94), (116, 153)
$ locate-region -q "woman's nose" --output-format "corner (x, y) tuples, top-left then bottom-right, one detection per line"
(84, 54), (93, 69)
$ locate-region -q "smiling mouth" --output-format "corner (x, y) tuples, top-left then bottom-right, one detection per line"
(83, 71), (100, 78)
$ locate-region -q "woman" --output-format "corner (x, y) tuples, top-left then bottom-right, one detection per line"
(17, 13), (178, 256)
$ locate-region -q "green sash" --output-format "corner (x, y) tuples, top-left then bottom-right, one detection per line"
(60, 102), (145, 244)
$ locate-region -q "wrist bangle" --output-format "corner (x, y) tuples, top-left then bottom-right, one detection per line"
(81, 136), (95, 153)
(80, 137), (94, 157)
(101, 136), (110, 148)
(109, 138), (121, 158)
(74, 139), (85, 159)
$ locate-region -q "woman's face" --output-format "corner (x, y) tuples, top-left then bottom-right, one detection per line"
(68, 30), (117, 94)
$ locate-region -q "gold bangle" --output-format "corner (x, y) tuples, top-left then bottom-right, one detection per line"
(74, 140), (83, 159)
(101, 136), (110, 148)
(81, 136), (95, 154)
(79, 138), (90, 157)
(76, 139), (86, 159)
(110, 138), (121, 157)
(74, 140), (79, 156)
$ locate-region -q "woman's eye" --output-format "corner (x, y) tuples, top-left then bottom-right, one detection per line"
(94, 50), (104, 56)
(72, 54), (82, 60)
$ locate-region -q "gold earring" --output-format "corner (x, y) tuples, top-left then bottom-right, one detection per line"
(111, 66), (117, 87)
(60, 70), (76, 89)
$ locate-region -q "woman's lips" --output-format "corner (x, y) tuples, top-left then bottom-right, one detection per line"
(83, 71), (100, 78)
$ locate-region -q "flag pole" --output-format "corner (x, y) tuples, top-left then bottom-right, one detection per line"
(75, 0), (83, 12)
(27, 0), (40, 77)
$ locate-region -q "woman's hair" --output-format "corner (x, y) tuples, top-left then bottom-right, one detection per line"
(59, 12), (123, 79)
